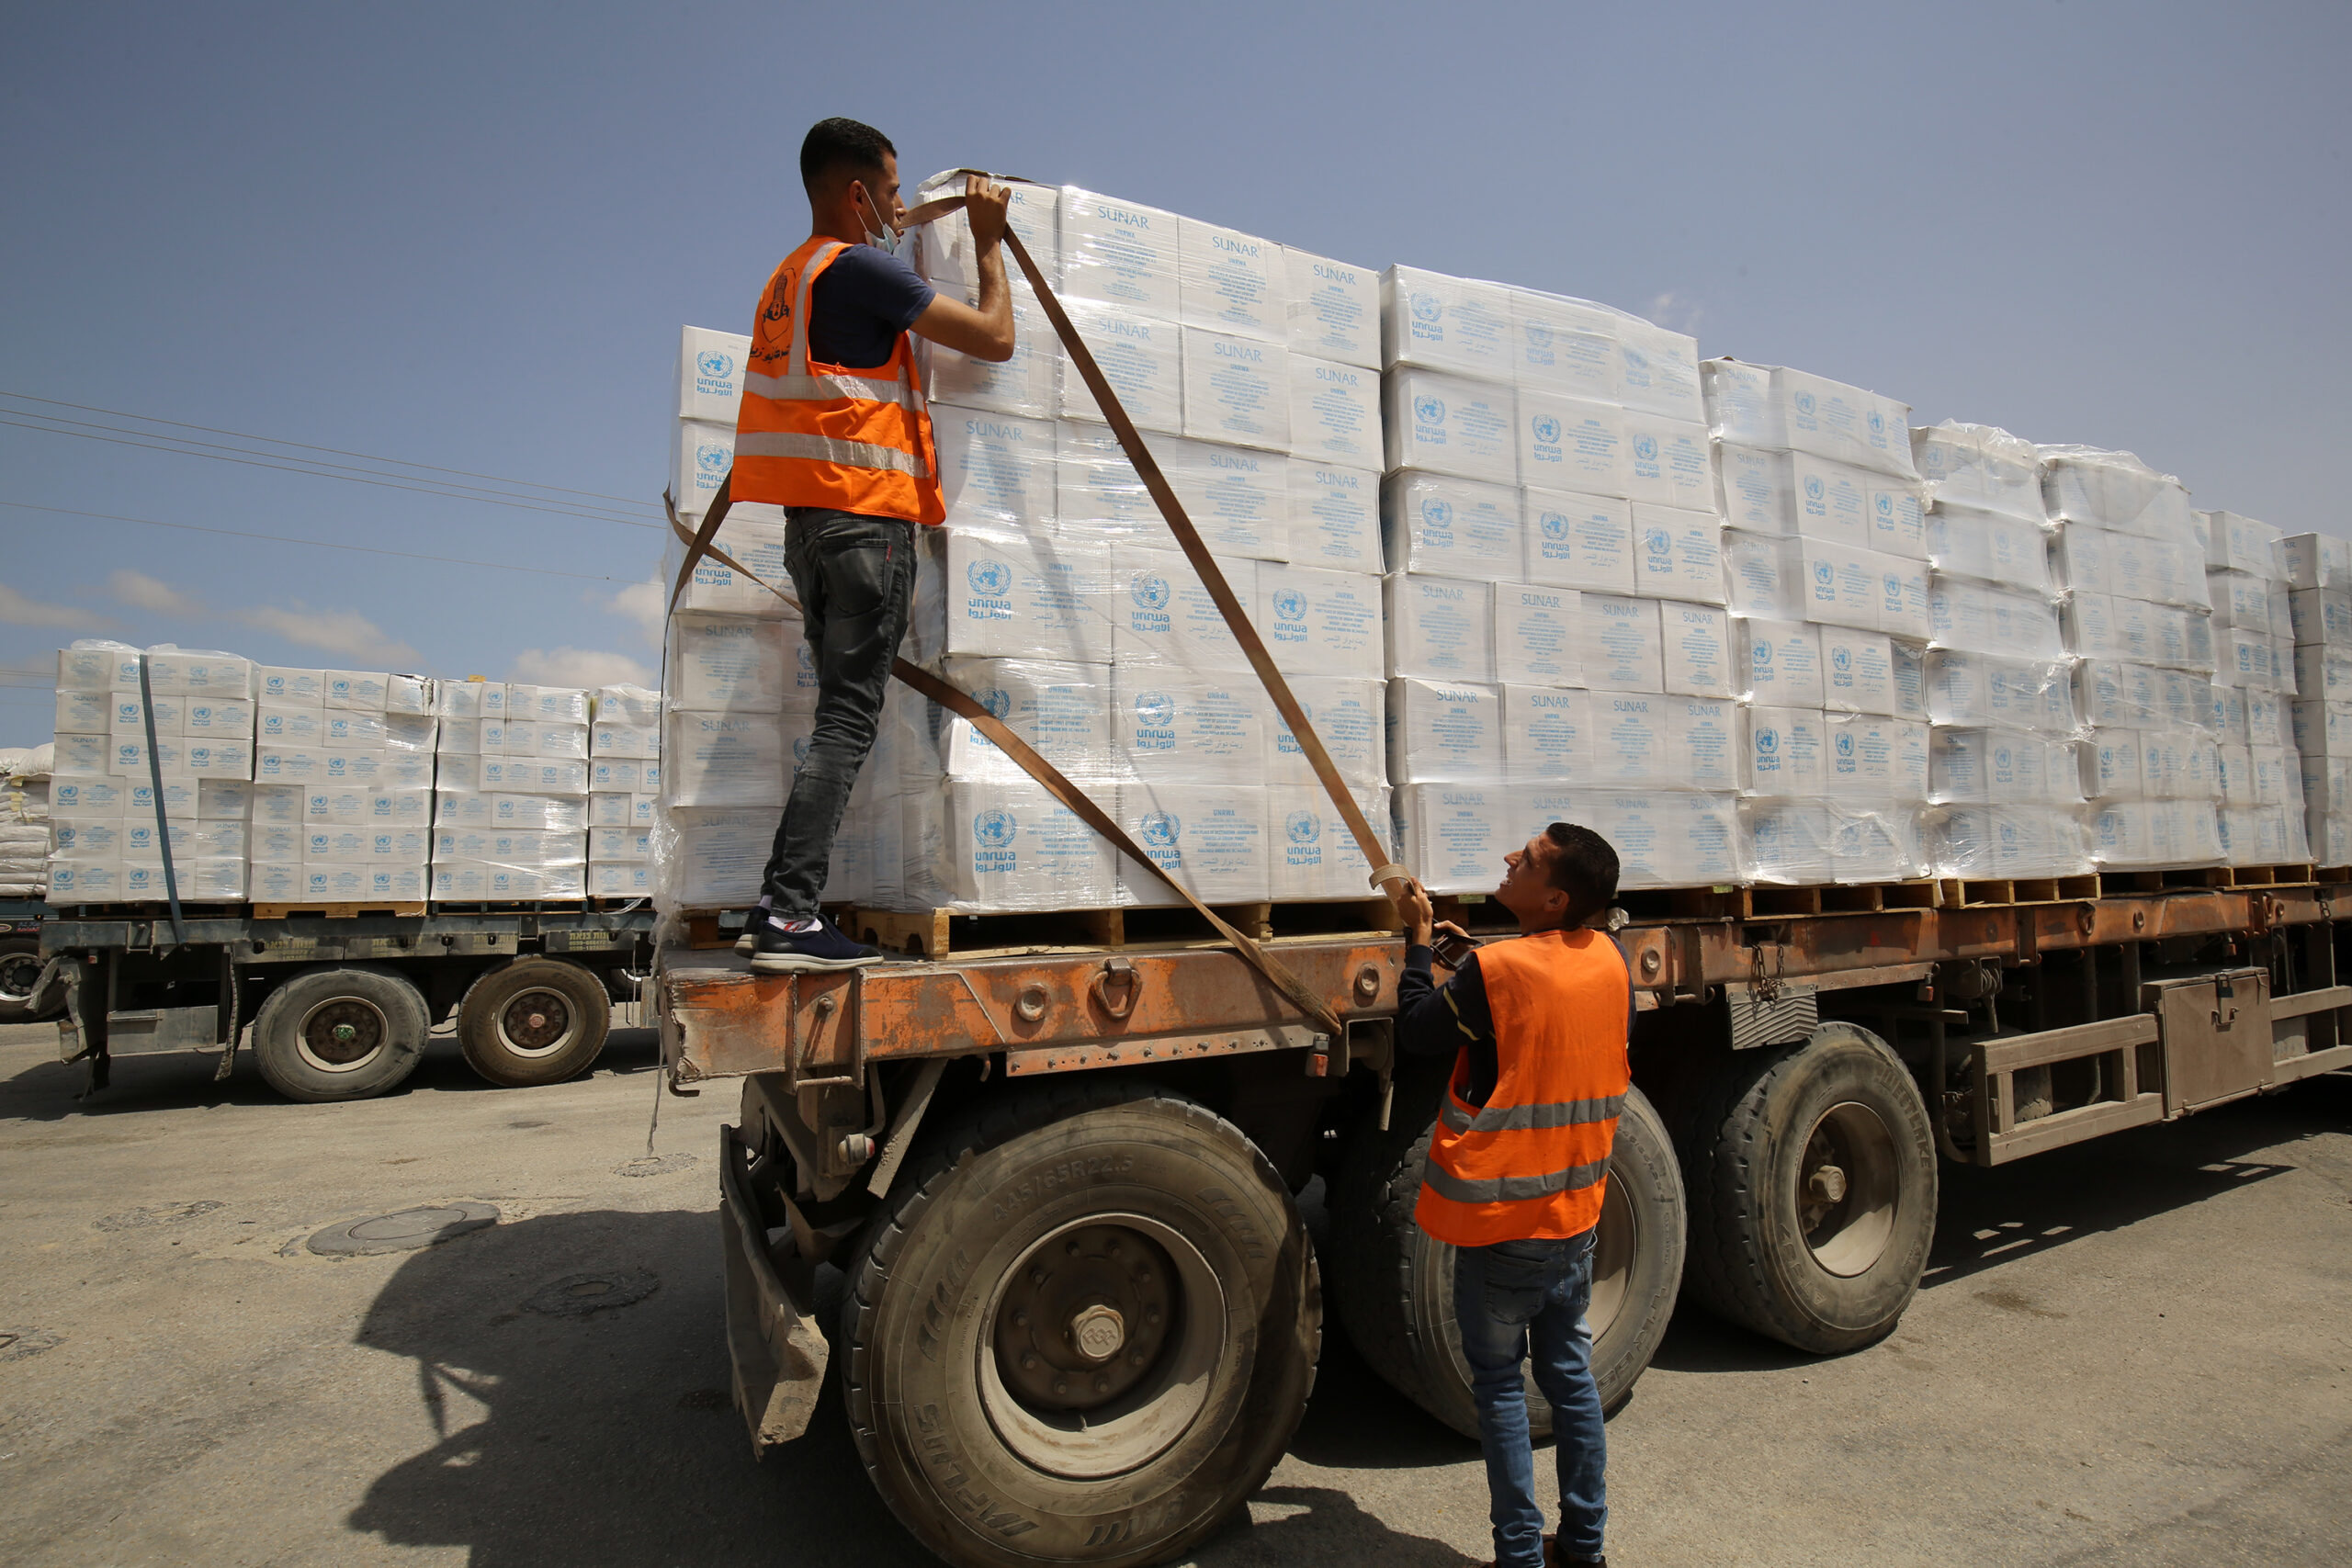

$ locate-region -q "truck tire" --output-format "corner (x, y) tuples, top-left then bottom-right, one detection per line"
(1329, 1062), (1685, 1438)
(1681, 1021), (1937, 1354)
(456, 957), (611, 1088)
(842, 1080), (1318, 1568)
(250, 964), (431, 1103)
(0, 936), (60, 1024)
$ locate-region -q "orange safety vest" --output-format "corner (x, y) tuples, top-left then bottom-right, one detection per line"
(733, 237), (945, 525)
(1414, 928), (1633, 1247)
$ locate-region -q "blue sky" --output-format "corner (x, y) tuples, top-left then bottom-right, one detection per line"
(4, 1), (2346, 747)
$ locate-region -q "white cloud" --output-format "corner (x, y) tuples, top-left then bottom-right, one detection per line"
(508, 647), (654, 690)
(234, 604), (421, 667)
(0, 584), (104, 628)
(606, 579), (667, 648)
(107, 570), (207, 615)
(1646, 291), (1704, 335)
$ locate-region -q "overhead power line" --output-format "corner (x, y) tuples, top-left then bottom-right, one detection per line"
(0, 408), (668, 532)
(0, 389), (660, 509)
(0, 500), (645, 582)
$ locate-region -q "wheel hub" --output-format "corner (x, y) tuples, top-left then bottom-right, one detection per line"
(1798, 1101), (1899, 1278)
(300, 999), (384, 1068)
(0, 953), (40, 1000)
(500, 989), (571, 1054)
(991, 1224), (1172, 1412)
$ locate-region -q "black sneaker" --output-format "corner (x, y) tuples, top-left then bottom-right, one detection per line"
(748, 915), (888, 973)
(733, 916), (767, 957)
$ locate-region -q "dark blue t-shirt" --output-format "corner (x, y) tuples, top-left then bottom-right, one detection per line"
(808, 244), (935, 369)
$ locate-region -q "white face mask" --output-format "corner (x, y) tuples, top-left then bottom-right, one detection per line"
(857, 186), (903, 257)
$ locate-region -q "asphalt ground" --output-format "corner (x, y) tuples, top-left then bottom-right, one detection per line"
(1, 1020), (2346, 1567)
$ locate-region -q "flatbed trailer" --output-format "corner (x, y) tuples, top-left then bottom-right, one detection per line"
(37, 903), (656, 1100)
(664, 875), (2352, 1568)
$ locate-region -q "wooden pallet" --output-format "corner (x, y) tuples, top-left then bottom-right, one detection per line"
(419, 899), (590, 916)
(2097, 863), (2318, 896)
(1743, 880), (1942, 919)
(1936, 874), (2102, 908)
(838, 897), (1405, 959)
(254, 901), (429, 920)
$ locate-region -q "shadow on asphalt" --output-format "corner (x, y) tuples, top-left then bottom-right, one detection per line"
(0, 1025), (663, 1123)
(1922, 1072), (2347, 1290)
(342, 1206), (1481, 1567)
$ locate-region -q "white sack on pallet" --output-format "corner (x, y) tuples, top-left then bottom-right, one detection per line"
(1289, 463), (1383, 575)
(1108, 671), (1267, 784)
(1257, 562), (1382, 679)
(1381, 266), (1513, 380)
(1114, 782), (1269, 906)
(1285, 251), (1380, 369)
(1383, 367), (1516, 486)
(1738, 620), (1825, 707)
(1524, 490), (1636, 593)
(1384, 574), (1493, 683)
(1702, 360), (1916, 479)
(1382, 470), (1522, 582)
(1268, 677), (1385, 789)
(1111, 546), (1254, 671)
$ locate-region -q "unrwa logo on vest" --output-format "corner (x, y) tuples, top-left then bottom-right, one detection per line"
(1131, 574), (1170, 610)
(1286, 810), (1320, 845)
(1272, 588), (1306, 623)
(967, 559), (1012, 596)
(973, 808), (1016, 849)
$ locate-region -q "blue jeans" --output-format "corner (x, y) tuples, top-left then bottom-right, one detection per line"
(761, 509), (916, 915)
(1453, 1229), (1606, 1567)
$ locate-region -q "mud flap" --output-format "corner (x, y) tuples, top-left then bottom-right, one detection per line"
(717, 1122), (831, 1455)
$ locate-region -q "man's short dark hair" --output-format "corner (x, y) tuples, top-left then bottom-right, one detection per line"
(801, 118), (897, 198)
(1543, 822), (1619, 928)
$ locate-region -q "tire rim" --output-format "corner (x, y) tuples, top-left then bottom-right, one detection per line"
(494, 986), (579, 1058)
(1798, 1100), (1900, 1278)
(1586, 1174), (1636, 1341)
(295, 996), (389, 1074)
(978, 1213), (1227, 1481)
(0, 953), (39, 1003)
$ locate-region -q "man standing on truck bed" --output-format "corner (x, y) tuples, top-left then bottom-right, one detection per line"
(732, 118), (1015, 972)
(1393, 824), (1629, 1568)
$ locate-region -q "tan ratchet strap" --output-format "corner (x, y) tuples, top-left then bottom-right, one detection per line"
(658, 490), (1349, 1039)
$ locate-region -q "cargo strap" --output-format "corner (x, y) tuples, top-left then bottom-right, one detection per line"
(660, 494), (1347, 1039)
(136, 653), (187, 946)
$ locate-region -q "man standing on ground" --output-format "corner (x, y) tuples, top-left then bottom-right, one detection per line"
(1391, 824), (1630, 1568)
(731, 118), (1014, 972)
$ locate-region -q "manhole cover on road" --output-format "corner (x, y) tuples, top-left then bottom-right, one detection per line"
(95, 1200), (223, 1232)
(615, 1153), (698, 1179)
(304, 1202), (500, 1258)
(524, 1269), (660, 1317)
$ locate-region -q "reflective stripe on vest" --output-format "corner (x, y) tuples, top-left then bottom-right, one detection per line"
(1414, 928), (1633, 1247)
(731, 237), (944, 524)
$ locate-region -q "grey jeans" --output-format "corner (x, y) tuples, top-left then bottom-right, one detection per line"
(760, 509), (916, 914)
